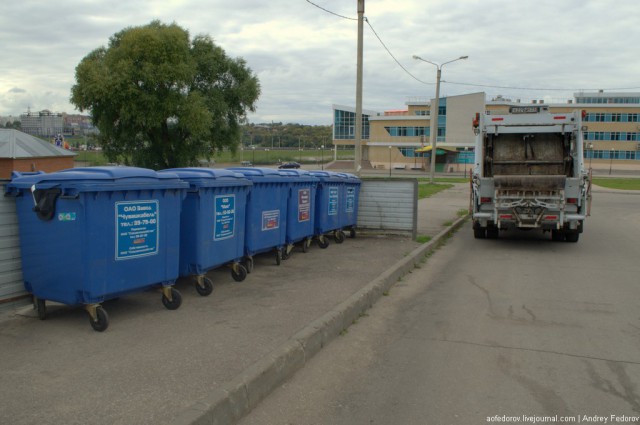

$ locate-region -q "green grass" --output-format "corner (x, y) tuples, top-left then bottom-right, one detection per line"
(73, 150), (109, 166)
(416, 235), (432, 244)
(592, 178), (640, 190)
(418, 183), (453, 199)
(418, 177), (469, 184)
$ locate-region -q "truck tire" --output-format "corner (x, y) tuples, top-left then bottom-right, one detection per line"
(565, 232), (579, 243)
(486, 226), (499, 239)
(552, 230), (564, 242)
(473, 225), (486, 239)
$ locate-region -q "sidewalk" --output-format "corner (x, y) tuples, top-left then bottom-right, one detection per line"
(0, 184), (470, 425)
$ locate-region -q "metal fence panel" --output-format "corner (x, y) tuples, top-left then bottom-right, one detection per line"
(357, 179), (417, 239)
(0, 181), (28, 311)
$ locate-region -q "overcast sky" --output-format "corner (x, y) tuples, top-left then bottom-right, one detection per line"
(1, 0), (639, 125)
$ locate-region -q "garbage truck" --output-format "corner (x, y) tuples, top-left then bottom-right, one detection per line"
(470, 107), (591, 242)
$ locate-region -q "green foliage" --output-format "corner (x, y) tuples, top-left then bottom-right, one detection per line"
(241, 122), (332, 150)
(70, 21), (260, 169)
(2, 120), (21, 129)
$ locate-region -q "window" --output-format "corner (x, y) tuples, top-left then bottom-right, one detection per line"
(333, 109), (370, 140)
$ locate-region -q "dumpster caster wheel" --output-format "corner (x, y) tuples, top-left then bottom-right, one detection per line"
(317, 237), (329, 249)
(195, 277), (214, 296)
(334, 230), (346, 244)
(349, 228), (356, 238)
(282, 250), (290, 260)
(275, 249), (283, 266)
(89, 307), (109, 332)
(302, 238), (310, 253)
(231, 264), (248, 282)
(35, 297), (46, 320)
(244, 257), (254, 274)
(162, 287), (182, 310)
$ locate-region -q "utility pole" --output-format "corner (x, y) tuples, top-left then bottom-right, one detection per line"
(354, 0), (364, 174)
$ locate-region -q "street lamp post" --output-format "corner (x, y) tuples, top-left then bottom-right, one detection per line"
(413, 54), (468, 183)
(388, 146), (392, 178)
(252, 146), (255, 165)
(321, 145), (325, 170)
(609, 148), (614, 175)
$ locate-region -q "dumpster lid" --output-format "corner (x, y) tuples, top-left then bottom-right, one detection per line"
(332, 172), (361, 183)
(277, 169), (318, 182)
(308, 170), (345, 182)
(7, 166), (188, 193)
(160, 168), (252, 188)
(226, 167), (286, 182)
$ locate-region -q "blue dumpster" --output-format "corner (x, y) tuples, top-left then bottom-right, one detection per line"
(226, 167), (288, 270)
(334, 172), (361, 238)
(277, 169), (318, 257)
(160, 168), (252, 295)
(5, 167), (189, 331)
(308, 171), (346, 248)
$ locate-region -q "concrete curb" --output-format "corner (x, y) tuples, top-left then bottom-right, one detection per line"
(174, 215), (469, 425)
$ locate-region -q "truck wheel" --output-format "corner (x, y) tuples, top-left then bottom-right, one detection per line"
(565, 232), (579, 243)
(473, 226), (486, 239)
(552, 230), (564, 242)
(486, 226), (499, 239)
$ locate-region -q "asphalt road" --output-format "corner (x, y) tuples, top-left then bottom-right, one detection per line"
(239, 189), (640, 425)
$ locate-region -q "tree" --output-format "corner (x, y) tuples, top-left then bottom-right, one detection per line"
(70, 21), (260, 169)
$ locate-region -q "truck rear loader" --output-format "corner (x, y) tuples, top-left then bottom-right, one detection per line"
(471, 107), (591, 242)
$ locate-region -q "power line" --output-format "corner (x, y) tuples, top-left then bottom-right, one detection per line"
(364, 18), (433, 86)
(304, 0), (357, 21)
(305, 1), (640, 94)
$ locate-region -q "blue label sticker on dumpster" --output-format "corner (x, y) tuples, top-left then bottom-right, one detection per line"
(298, 188), (310, 222)
(328, 187), (339, 216)
(214, 194), (235, 241)
(346, 187), (355, 213)
(262, 210), (280, 231)
(115, 200), (159, 260)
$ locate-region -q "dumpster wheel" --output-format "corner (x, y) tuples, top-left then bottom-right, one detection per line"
(243, 257), (254, 274)
(87, 305), (109, 332)
(348, 228), (356, 239)
(317, 236), (329, 249)
(334, 230), (346, 244)
(275, 248), (283, 266)
(161, 287), (182, 310)
(194, 276), (214, 296)
(302, 237), (310, 253)
(34, 297), (46, 320)
(231, 263), (248, 282)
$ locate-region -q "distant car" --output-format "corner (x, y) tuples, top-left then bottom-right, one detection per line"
(278, 162), (301, 169)
(240, 161), (253, 167)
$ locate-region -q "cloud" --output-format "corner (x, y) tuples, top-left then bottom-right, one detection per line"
(1, 0), (639, 124)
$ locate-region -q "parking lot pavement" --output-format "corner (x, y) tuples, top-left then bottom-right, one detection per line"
(0, 183), (469, 425)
